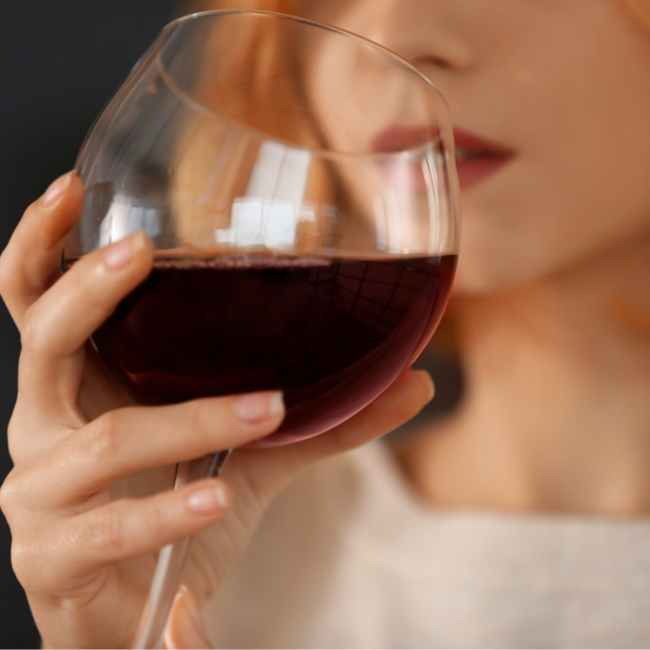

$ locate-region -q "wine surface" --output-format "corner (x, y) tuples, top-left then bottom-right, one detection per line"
(89, 254), (456, 446)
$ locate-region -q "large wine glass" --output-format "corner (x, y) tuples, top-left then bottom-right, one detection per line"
(64, 9), (459, 648)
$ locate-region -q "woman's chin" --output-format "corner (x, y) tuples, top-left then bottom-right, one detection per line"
(452, 254), (546, 296)
(451, 258), (510, 295)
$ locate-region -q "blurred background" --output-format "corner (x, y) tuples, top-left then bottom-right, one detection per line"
(0, 2), (179, 646)
(0, 2), (461, 647)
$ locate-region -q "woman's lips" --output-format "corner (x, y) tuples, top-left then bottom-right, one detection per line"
(371, 124), (439, 154)
(453, 128), (513, 190)
(370, 124), (441, 193)
(371, 124), (514, 192)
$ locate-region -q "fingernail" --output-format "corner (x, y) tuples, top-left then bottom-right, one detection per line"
(415, 369), (435, 402)
(233, 391), (284, 423)
(42, 171), (76, 207)
(186, 483), (229, 515)
(164, 589), (211, 649)
(103, 231), (146, 271)
(180, 587), (208, 642)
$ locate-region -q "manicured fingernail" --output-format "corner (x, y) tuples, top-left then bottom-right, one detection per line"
(42, 171), (76, 207)
(415, 369), (435, 402)
(103, 232), (146, 271)
(180, 587), (208, 641)
(186, 483), (229, 515)
(234, 391), (284, 423)
(164, 589), (211, 649)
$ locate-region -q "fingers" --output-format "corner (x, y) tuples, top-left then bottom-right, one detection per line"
(230, 369), (434, 496)
(11, 479), (231, 592)
(17, 231), (153, 415)
(72, 479), (229, 573)
(164, 588), (212, 649)
(19, 392), (285, 508)
(0, 171), (84, 328)
(303, 369), (435, 458)
(21, 230), (153, 358)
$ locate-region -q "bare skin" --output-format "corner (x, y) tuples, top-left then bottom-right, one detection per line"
(298, 0), (650, 515)
(5, 0), (650, 646)
(396, 233), (650, 516)
(0, 173), (434, 648)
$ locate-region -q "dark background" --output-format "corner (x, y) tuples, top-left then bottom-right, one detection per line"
(0, 2), (178, 646)
(0, 3), (462, 647)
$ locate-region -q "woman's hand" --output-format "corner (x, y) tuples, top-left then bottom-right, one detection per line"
(0, 172), (435, 649)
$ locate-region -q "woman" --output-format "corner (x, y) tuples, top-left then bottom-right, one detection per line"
(2, 0), (650, 647)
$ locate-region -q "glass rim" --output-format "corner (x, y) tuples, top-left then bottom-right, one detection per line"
(154, 8), (454, 161)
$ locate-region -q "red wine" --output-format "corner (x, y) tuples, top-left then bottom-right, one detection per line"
(88, 254), (456, 446)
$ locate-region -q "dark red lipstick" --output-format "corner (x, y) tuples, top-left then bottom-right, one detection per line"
(371, 124), (439, 154)
(371, 124), (513, 191)
(452, 128), (513, 190)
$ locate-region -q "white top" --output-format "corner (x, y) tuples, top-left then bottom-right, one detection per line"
(204, 442), (650, 648)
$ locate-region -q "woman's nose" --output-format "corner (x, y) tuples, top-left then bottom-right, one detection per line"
(337, 0), (476, 74)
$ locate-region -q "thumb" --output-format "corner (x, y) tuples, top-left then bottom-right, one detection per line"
(164, 586), (212, 649)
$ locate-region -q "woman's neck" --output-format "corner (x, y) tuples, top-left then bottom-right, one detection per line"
(396, 235), (650, 516)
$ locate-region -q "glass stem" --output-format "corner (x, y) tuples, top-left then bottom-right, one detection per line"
(134, 449), (232, 649)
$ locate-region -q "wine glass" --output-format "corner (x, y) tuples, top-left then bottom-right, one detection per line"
(64, 9), (459, 648)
